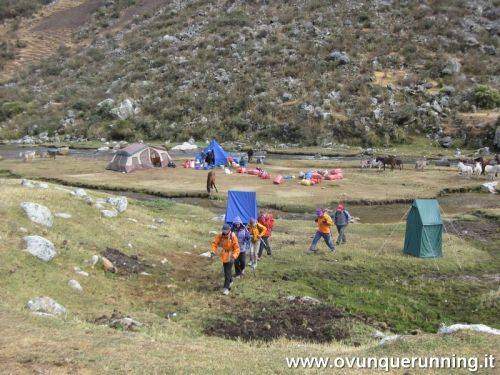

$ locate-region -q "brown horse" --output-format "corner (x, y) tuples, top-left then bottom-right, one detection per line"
(207, 170), (218, 195)
(376, 156), (403, 171)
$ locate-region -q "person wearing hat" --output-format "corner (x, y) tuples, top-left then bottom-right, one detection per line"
(211, 223), (240, 295)
(307, 208), (335, 253)
(232, 216), (250, 277)
(248, 217), (267, 269)
(333, 204), (351, 244)
(257, 212), (274, 259)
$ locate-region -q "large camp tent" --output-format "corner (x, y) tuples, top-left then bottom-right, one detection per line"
(107, 143), (172, 173)
(403, 199), (443, 258)
(225, 190), (258, 225)
(203, 139), (229, 167)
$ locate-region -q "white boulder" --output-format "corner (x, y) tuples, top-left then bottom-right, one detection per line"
(26, 296), (66, 316)
(107, 196), (128, 213)
(23, 235), (57, 261)
(101, 209), (118, 218)
(20, 202), (53, 227)
(68, 279), (83, 292)
(111, 98), (140, 120)
(72, 188), (87, 197)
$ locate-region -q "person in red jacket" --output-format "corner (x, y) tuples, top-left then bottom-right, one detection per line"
(257, 212), (274, 259)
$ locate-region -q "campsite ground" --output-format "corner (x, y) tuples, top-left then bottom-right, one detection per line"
(0, 156), (484, 211)
(0, 153), (498, 373)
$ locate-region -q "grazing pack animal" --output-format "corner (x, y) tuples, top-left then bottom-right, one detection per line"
(206, 170), (218, 195)
(376, 155), (403, 171)
(457, 162), (473, 177)
(360, 159), (371, 169)
(473, 162), (483, 177)
(21, 151), (36, 163)
(484, 165), (499, 180)
(415, 158), (427, 171)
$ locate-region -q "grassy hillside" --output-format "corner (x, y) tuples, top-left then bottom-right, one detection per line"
(0, 0), (498, 147)
(0, 175), (499, 372)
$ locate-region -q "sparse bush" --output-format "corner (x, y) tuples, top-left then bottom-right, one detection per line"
(108, 120), (136, 141)
(471, 85), (500, 110)
(0, 101), (25, 121)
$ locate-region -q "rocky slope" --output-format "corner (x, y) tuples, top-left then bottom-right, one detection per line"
(0, 0), (499, 148)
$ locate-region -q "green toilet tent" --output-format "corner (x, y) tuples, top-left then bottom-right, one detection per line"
(403, 199), (443, 258)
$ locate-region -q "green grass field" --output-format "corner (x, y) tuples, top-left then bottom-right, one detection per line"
(0, 177), (498, 373)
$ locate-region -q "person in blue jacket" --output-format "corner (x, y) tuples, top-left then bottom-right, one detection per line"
(333, 204), (351, 245)
(232, 216), (250, 277)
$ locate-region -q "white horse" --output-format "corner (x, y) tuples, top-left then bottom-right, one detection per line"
(473, 162), (483, 177)
(457, 162), (473, 177)
(484, 165), (499, 180)
(21, 151), (36, 163)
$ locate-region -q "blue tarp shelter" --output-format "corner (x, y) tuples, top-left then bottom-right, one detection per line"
(203, 139), (229, 167)
(403, 199), (443, 258)
(225, 190), (258, 225)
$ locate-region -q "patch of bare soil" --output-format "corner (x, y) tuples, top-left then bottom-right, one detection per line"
(445, 219), (500, 243)
(101, 247), (149, 275)
(33, 0), (105, 32)
(204, 299), (351, 343)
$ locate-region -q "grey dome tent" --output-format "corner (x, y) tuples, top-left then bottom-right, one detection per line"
(107, 143), (172, 173)
(403, 199), (443, 258)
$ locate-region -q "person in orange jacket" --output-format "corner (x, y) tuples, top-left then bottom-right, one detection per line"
(212, 223), (240, 295)
(248, 218), (267, 269)
(307, 208), (335, 253)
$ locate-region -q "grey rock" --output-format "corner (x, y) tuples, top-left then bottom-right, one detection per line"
(328, 50), (350, 64)
(111, 99), (140, 120)
(442, 58), (461, 75)
(68, 279), (83, 292)
(106, 196), (128, 213)
(109, 317), (142, 331)
(20, 202), (53, 227)
(72, 188), (87, 197)
(24, 235), (56, 261)
(101, 209), (118, 218)
(439, 136), (453, 148)
(74, 267), (89, 277)
(282, 92), (293, 102)
(26, 296), (66, 316)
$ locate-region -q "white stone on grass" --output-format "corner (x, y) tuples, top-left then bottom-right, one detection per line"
(101, 209), (118, 218)
(107, 196), (128, 213)
(26, 296), (66, 317)
(68, 279), (83, 292)
(24, 236), (56, 261)
(20, 202), (53, 227)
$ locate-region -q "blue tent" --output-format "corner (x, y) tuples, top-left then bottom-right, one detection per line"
(225, 190), (258, 225)
(203, 139), (229, 166)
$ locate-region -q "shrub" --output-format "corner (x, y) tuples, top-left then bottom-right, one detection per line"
(108, 120), (136, 141)
(0, 101), (25, 121)
(471, 85), (500, 110)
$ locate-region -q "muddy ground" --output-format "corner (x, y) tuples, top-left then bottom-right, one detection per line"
(101, 248), (150, 275)
(445, 219), (500, 243)
(204, 299), (355, 343)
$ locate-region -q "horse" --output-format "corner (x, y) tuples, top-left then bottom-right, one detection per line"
(21, 151), (36, 163)
(415, 158), (427, 171)
(206, 170), (218, 195)
(485, 165), (499, 180)
(457, 162), (473, 177)
(473, 162), (483, 177)
(360, 159), (371, 169)
(376, 155), (403, 171)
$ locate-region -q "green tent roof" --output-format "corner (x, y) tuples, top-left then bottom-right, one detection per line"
(412, 199), (442, 225)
